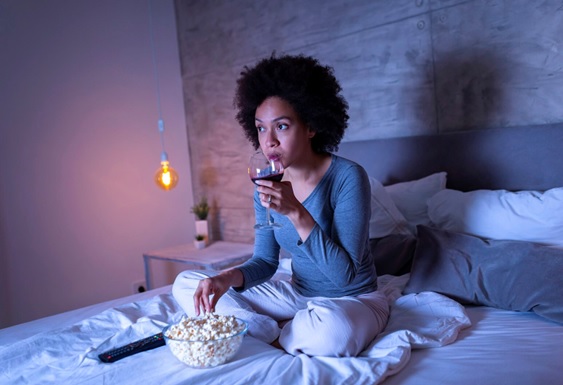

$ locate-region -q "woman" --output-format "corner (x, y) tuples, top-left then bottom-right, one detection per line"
(172, 54), (389, 357)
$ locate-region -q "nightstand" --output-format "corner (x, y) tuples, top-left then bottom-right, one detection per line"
(143, 241), (254, 290)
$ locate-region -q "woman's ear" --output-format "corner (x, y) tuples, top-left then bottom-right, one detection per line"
(307, 128), (316, 139)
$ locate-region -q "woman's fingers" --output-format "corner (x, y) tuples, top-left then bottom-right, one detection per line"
(260, 192), (275, 205)
(257, 182), (285, 206)
(193, 276), (230, 316)
(193, 278), (215, 315)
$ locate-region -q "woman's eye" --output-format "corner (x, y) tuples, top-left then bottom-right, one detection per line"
(256, 125), (265, 132)
(277, 123), (288, 130)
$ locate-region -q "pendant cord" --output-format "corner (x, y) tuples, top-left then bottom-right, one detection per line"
(147, 0), (166, 155)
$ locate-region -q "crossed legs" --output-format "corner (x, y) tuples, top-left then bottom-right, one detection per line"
(172, 270), (389, 357)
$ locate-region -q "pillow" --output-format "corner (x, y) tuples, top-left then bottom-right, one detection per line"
(427, 187), (563, 247)
(370, 233), (417, 276)
(368, 177), (412, 238)
(404, 225), (563, 324)
(385, 172), (447, 233)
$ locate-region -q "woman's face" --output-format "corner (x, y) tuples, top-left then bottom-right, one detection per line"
(255, 96), (314, 168)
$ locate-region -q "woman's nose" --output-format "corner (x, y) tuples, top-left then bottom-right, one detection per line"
(265, 129), (279, 147)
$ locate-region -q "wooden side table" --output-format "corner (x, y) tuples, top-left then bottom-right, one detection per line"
(143, 241), (254, 290)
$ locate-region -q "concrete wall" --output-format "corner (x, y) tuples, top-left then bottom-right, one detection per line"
(0, 0), (194, 327)
(174, 0), (563, 243)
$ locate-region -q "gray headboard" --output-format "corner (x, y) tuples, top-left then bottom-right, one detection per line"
(337, 123), (563, 192)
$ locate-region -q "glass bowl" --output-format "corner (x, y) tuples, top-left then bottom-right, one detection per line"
(162, 316), (248, 368)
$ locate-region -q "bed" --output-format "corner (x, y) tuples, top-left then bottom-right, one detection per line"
(1, 123), (562, 385)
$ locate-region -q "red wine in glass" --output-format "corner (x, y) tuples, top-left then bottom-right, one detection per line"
(248, 151), (284, 229)
(250, 173), (284, 184)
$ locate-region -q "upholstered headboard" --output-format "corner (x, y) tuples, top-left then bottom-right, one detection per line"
(337, 123), (563, 191)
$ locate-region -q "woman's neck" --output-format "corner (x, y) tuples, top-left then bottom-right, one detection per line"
(284, 152), (332, 185)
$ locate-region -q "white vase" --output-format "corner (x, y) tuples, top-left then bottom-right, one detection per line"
(195, 220), (209, 244)
(194, 239), (206, 249)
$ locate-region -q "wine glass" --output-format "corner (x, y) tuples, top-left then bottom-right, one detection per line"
(248, 151), (284, 230)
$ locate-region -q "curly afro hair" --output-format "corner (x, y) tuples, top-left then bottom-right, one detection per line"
(234, 54), (349, 153)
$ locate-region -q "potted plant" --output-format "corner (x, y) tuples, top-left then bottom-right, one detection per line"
(191, 196), (210, 244)
(194, 234), (206, 249)
(191, 196), (209, 221)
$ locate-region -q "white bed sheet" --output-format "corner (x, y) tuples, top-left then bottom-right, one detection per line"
(383, 305), (563, 385)
(0, 274), (472, 385)
(0, 286), (172, 346)
(2, 272), (560, 385)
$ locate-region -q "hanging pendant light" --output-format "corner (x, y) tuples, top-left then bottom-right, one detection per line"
(155, 155), (179, 190)
(148, 0), (179, 191)
(154, 120), (179, 190)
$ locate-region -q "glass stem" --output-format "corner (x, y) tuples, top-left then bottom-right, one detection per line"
(266, 207), (272, 225)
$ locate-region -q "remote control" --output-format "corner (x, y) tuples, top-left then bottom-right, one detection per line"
(98, 332), (165, 363)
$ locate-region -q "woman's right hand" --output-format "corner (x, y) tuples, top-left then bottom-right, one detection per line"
(193, 269), (244, 315)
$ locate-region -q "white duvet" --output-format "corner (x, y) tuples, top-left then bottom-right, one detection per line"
(0, 275), (470, 385)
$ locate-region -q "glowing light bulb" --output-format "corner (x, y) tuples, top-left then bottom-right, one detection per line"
(155, 152), (179, 191)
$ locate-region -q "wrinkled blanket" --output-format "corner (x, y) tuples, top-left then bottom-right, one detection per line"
(0, 275), (470, 385)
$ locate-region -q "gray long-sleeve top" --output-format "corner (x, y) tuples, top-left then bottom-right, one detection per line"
(237, 155), (378, 298)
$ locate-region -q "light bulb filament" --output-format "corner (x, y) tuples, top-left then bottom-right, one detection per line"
(162, 169), (171, 186)
(155, 160), (179, 191)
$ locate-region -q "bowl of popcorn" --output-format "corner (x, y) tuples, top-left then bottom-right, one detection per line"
(163, 313), (248, 368)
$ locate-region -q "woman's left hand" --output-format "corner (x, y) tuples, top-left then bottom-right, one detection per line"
(255, 180), (315, 239)
(255, 180), (298, 215)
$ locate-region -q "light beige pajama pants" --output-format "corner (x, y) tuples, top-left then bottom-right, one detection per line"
(172, 270), (389, 357)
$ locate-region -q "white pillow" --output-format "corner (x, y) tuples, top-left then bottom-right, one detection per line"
(385, 172), (447, 233)
(427, 187), (563, 247)
(368, 177), (412, 238)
